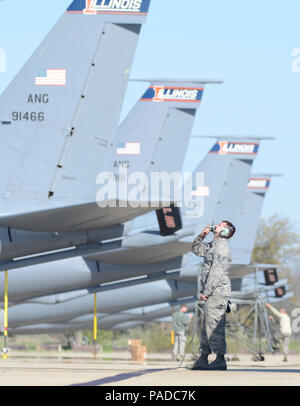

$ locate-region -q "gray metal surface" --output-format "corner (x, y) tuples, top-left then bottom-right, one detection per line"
(6, 280), (196, 328)
(0, 0), (149, 229)
(0, 76), (211, 299)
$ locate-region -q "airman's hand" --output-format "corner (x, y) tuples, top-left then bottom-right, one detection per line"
(199, 294), (208, 301)
(200, 225), (211, 239)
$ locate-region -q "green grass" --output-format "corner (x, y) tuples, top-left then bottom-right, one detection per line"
(287, 340), (300, 354)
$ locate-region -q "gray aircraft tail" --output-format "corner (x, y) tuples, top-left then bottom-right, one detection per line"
(106, 79), (220, 197)
(103, 137), (273, 268)
(89, 137), (271, 265)
(117, 79), (222, 234)
(183, 137), (274, 234)
(0, 0), (150, 212)
(230, 174), (281, 265)
(122, 79), (222, 174)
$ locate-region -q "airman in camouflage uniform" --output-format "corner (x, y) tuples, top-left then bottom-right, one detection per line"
(189, 221), (235, 371)
(171, 304), (192, 361)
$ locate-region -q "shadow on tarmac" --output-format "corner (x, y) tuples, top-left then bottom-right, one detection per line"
(72, 367), (176, 386)
(71, 365), (300, 386)
(228, 368), (300, 373)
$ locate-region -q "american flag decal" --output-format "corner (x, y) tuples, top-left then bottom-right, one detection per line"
(117, 142), (141, 155)
(190, 186), (210, 197)
(35, 69), (66, 86)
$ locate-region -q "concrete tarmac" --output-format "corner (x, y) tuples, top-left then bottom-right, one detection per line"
(0, 353), (300, 386)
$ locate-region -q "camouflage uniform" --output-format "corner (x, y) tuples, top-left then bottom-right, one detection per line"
(192, 235), (232, 356)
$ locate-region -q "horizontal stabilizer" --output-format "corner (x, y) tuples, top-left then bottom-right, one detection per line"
(0, 199), (176, 232)
(268, 292), (294, 303)
(230, 279), (288, 299)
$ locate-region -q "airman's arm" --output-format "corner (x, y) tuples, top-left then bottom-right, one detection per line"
(267, 303), (282, 319)
(192, 235), (210, 257)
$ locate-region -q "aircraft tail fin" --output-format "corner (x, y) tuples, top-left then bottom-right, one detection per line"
(112, 79), (221, 175)
(0, 0), (151, 212)
(230, 173), (282, 264)
(183, 137), (273, 232)
(116, 79), (222, 234)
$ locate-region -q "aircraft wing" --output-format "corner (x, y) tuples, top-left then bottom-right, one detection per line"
(88, 242), (191, 265)
(176, 263), (281, 284)
(229, 264), (281, 279)
(0, 200), (173, 232)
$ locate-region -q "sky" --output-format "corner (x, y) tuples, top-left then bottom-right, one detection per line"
(0, 0), (300, 224)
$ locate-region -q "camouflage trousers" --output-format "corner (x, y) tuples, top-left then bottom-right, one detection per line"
(199, 295), (229, 356)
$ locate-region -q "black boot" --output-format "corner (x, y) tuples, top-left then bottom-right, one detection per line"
(207, 354), (227, 370)
(187, 353), (209, 370)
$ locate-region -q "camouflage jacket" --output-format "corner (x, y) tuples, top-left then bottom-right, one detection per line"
(192, 235), (232, 298)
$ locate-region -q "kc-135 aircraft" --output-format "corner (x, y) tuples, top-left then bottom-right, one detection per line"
(0, 0), (221, 305)
(0, 133), (271, 306)
(0, 0), (215, 331)
(1, 136), (278, 331)
(6, 172), (284, 334)
(0, 0), (183, 271)
(0, 1), (283, 336)
(0, 74), (220, 302)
